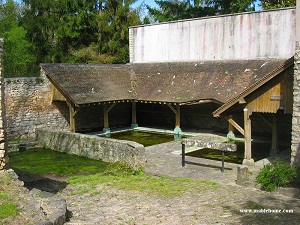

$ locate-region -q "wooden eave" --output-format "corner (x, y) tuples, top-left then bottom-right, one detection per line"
(213, 57), (294, 117)
(43, 68), (79, 108)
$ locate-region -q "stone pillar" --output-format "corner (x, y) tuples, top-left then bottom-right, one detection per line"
(0, 38), (8, 170)
(291, 0), (300, 165)
(292, 41), (300, 165)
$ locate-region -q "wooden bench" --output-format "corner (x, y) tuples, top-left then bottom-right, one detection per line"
(181, 139), (237, 172)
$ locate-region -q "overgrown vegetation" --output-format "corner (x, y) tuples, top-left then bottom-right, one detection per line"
(256, 158), (298, 191)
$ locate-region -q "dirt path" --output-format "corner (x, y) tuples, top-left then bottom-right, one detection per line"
(63, 181), (300, 225)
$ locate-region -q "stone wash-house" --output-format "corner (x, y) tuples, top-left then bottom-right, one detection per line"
(41, 6), (300, 165)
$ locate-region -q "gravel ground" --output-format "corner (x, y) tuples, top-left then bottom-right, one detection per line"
(63, 139), (300, 225)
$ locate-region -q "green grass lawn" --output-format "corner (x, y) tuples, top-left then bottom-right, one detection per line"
(8, 148), (219, 198)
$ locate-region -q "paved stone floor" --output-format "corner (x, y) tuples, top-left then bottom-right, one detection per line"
(64, 134), (300, 225)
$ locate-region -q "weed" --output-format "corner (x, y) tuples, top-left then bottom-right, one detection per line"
(256, 158), (297, 191)
(0, 201), (19, 219)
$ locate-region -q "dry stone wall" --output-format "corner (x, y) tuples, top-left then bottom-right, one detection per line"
(0, 38), (7, 169)
(5, 73), (69, 140)
(292, 41), (300, 165)
(36, 128), (146, 169)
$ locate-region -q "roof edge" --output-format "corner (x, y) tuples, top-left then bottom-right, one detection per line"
(212, 57), (294, 117)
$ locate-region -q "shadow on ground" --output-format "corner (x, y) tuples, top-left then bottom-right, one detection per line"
(13, 168), (68, 193)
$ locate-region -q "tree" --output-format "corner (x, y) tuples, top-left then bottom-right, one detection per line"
(260, 0), (296, 9)
(21, 0), (140, 64)
(146, 0), (256, 23)
(3, 26), (36, 77)
(0, 0), (37, 77)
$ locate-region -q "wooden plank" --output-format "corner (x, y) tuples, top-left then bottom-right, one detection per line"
(167, 103), (177, 114)
(228, 118), (244, 136)
(228, 115), (234, 133)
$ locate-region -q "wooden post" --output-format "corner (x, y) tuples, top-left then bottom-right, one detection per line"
(270, 114), (279, 155)
(243, 108), (254, 165)
(167, 103), (182, 133)
(175, 104), (180, 128)
(131, 101), (138, 128)
(103, 103), (117, 132)
(103, 104), (109, 129)
(67, 101), (76, 132)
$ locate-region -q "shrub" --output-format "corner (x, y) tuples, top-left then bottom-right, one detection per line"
(256, 158), (297, 191)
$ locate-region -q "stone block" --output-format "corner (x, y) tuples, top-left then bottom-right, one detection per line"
(236, 165), (250, 185)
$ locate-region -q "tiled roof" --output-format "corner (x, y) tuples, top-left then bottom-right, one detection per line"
(41, 59), (289, 107)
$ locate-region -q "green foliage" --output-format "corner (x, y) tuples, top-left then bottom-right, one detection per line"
(260, 0), (296, 9)
(21, 0), (141, 64)
(3, 26), (38, 77)
(256, 159), (297, 191)
(0, 0), (37, 77)
(146, 0), (255, 23)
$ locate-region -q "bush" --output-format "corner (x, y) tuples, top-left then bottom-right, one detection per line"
(256, 158), (297, 191)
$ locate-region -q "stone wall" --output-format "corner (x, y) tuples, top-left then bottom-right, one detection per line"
(0, 38), (8, 169)
(5, 74), (69, 140)
(35, 128), (146, 169)
(292, 41), (300, 165)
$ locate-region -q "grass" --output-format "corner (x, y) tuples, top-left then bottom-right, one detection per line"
(9, 148), (110, 176)
(8, 148), (219, 198)
(0, 178), (19, 221)
(68, 173), (219, 197)
(0, 202), (19, 220)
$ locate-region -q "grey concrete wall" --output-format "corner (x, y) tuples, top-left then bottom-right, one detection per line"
(35, 129), (146, 169)
(130, 8), (296, 63)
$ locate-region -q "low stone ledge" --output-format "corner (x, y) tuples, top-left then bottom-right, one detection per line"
(8, 140), (37, 152)
(31, 188), (67, 225)
(35, 128), (146, 169)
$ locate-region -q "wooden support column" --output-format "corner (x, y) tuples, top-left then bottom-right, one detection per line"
(243, 108), (254, 165)
(131, 101), (138, 128)
(167, 103), (182, 134)
(175, 104), (180, 128)
(270, 114), (279, 155)
(103, 103), (116, 133)
(67, 101), (76, 132)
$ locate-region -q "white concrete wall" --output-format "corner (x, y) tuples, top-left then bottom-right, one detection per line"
(130, 8), (296, 63)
